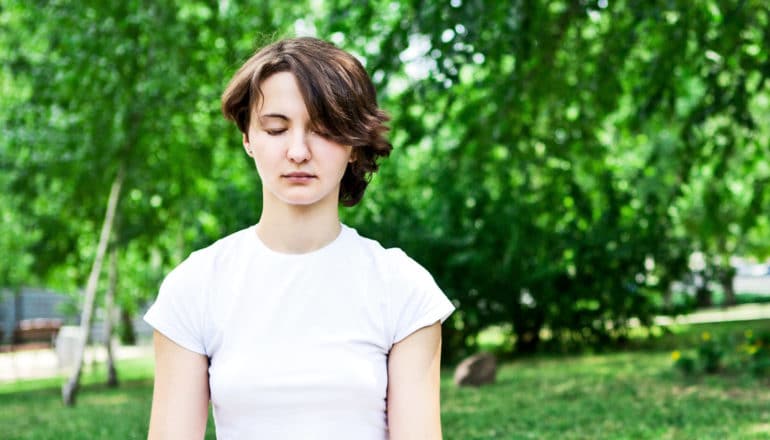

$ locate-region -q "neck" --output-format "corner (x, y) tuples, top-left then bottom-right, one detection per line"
(256, 196), (342, 254)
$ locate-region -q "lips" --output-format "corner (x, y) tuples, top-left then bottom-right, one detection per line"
(282, 171), (317, 184)
(283, 171), (316, 178)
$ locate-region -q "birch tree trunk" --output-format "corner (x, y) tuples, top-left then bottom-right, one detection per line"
(104, 245), (119, 387)
(62, 165), (124, 406)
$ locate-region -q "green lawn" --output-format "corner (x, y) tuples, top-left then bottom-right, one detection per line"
(1, 321), (769, 439)
(442, 351), (769, 439)
(0, 357), (218, 440)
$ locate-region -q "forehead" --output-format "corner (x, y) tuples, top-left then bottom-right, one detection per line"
(254, 71), (309, 120)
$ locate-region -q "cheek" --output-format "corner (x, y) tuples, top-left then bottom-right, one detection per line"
(250, 135), (281, 158)
(249, 146), (275, 176)
(333, 151), (353, 173)
(252, 159), (276, 186)
(332, 143), (353, 163)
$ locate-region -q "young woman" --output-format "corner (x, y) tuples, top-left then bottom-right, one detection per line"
(144, 37), (455, 439)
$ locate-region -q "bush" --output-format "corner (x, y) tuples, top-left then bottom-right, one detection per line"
(740, 330), (770, 377)
(697, 332), (723, 373)
(673, 329), (770, 377)
(713, 292), (770, 307)
(671, 350), (696, 375)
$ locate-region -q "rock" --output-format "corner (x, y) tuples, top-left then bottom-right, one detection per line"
(453, 352), (497, 387)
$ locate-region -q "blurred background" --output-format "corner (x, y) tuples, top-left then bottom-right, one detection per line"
(1, 1), (769, 439)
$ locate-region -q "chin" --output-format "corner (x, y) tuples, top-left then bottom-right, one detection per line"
(283, 199), (321, 206)
(276, 193), (328, 206)
(267, 186), (340, 208)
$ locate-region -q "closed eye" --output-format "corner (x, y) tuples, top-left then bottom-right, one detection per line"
(265, 129), (287, 136)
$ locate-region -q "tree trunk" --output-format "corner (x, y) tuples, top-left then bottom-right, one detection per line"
(694, 269), (712, 308)
(514, 326), (542, 354)
(104, 246), (119, 387)
(695, 285), (712, 308)
(119, 308), (136, 345)
(62, 165), (124, 406)
(719, 263), (737, 308)
(513, 309), (545, 354)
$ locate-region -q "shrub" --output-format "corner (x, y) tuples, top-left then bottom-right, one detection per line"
(740, 330), (770, 377)
(671, 350), (696, 375)
(673, 329), (770, 378)
(697, 332), (723, 373)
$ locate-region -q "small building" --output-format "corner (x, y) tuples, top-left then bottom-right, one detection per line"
(0, 287), (73, 345)
(0, 287), (153, 347)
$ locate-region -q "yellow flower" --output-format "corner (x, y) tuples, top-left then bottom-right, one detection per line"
(745, 330), (753, 339)
(701, 331), (711, 341)
(671, 350), (681, 361)
(747, 345), (759, 355)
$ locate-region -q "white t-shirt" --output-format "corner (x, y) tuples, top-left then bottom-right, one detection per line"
(143, 224), (455, 439)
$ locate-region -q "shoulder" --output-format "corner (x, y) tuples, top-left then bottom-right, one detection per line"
(348, 231), (453, 345)
(194, 225), (254, 261)
(163, 226), (254, 285)
(341, 225), (434, 287)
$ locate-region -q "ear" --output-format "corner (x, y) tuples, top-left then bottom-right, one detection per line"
(243, 133), (252, 156)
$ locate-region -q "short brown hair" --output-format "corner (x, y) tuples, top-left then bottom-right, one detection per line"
(221, 37), (392, 207)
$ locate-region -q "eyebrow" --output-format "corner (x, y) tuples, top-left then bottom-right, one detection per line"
(259, 113), (289, 121)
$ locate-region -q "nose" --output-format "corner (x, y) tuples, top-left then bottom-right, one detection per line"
(286, 131), (311, 163)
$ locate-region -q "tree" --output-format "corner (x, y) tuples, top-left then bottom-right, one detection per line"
(325, 0), (770, 354)
(1, 0), (307, 403)
(3, 0), (768, 365)
(62, 165), (123, 405)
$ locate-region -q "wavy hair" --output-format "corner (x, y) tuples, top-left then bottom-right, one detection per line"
(221, 37), (392, 206)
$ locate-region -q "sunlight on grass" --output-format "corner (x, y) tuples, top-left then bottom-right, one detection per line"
(0, 356), (155, 395)
(2, 322), (769, 439)
(743, 422), (770, 435)
(440, 349), (770, 439)
(87, 393), (132, 405)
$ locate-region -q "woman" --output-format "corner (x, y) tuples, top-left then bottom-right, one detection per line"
(144, 37), (455, 439)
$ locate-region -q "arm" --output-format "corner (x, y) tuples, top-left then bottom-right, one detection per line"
(148, 330), (210, 440)
(386, 321), (444, 440)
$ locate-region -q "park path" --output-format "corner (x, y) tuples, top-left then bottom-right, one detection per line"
(654, 302), (770, 325)
(0, 343), (152, 383)
(2, 303), (769, 383)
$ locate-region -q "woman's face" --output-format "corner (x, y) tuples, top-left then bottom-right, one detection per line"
(243, 72), (353, 209)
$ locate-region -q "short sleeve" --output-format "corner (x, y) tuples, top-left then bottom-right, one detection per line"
(143, 251), (209, 355)
(388, 249), (455, 345)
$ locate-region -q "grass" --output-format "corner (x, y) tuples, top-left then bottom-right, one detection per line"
(442, 352), (769, 439)
(0, 357), (217, 439)
(1, 320), (769, 439)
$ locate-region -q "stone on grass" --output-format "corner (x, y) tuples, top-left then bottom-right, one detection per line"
(453, 352), (497, 387)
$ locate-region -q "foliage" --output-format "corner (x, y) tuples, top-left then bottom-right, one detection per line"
(671, 349), (696, 375)
(697, 331), (724, 373)
(715, 292), (770, 307)
(672, 327), (770, 377)
(323, 0), (770, 356)
(0, 0), (306, 331)
(739, 329), (770, 377)
(2, 0), (769, 360)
